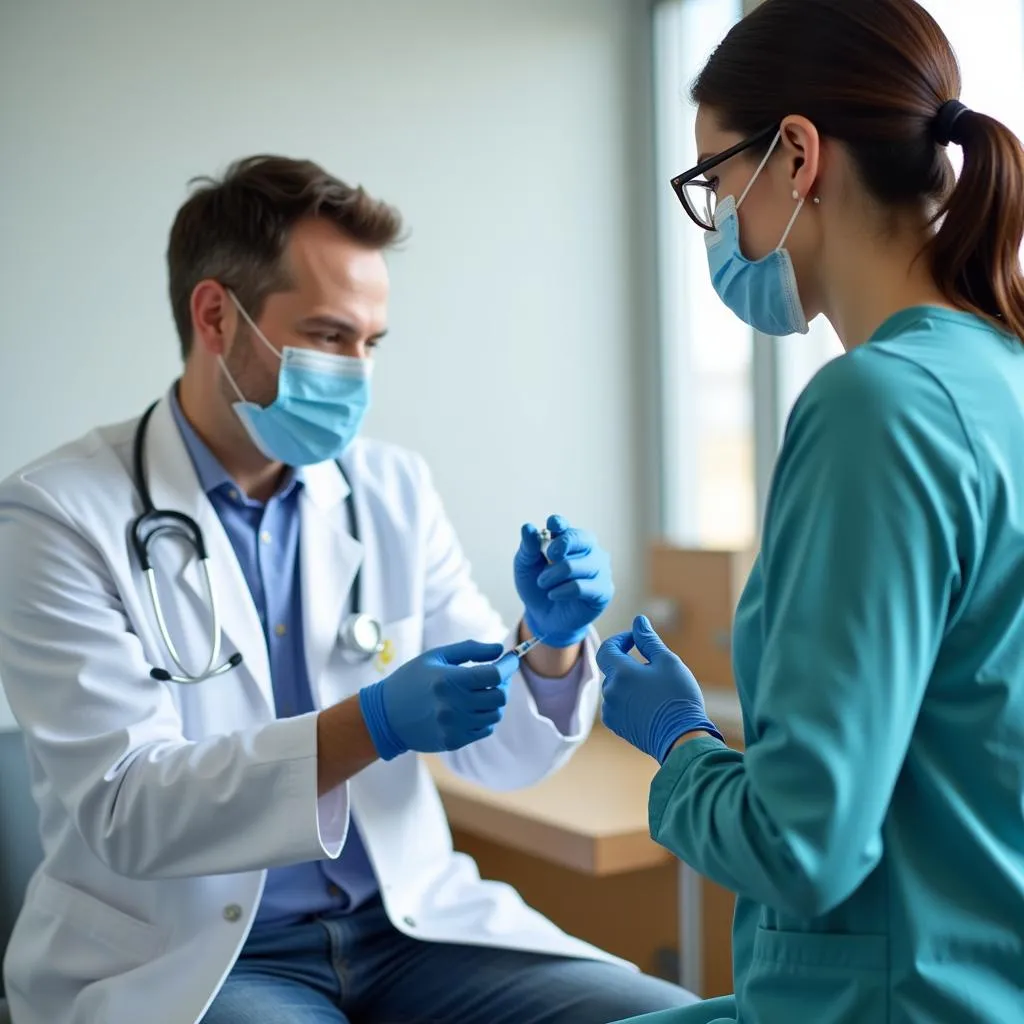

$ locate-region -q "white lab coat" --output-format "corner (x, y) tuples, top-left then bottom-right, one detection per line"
(0, 397), (623, 1024)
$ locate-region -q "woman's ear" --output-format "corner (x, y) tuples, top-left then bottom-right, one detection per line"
(780, 115), (821, 201)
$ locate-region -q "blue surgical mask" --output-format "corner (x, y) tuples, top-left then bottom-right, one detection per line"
(221, 292), (372, 466)
(704, 132), (809, 337)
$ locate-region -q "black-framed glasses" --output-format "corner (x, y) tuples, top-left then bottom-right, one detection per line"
(670, 124), (780, 231)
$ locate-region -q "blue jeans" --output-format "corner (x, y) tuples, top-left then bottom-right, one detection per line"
(202, 895), (696, 1024)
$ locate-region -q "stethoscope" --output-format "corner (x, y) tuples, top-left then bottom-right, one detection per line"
(131, 401), (385, 684)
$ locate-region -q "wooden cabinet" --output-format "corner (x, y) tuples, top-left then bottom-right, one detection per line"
(647, 544), (755, 693)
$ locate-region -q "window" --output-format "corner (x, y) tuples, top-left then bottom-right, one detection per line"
(654, 0), (749, 550)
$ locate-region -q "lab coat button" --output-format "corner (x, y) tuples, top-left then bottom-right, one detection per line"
(403, 915), (416, 928)
(223, 904), (243, 923)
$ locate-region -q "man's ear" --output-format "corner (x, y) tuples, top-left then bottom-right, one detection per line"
(190, 280), (236, 357)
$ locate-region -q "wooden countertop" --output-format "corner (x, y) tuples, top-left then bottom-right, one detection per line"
(428, 726), (669, 875)
(427, 690), (742, 877)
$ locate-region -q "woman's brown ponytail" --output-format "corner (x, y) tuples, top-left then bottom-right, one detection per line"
(930, 106), (1024, 340)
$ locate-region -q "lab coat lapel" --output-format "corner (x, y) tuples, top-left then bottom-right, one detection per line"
(299, 459), (363, 704)
(142, 398), (275, 715)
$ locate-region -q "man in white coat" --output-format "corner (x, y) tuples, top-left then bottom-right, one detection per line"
(0, 156), (694, 1024)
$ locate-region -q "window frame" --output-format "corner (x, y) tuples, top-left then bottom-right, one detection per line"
(652, 0), (776, 546)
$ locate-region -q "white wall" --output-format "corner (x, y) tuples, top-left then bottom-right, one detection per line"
(0, 0), (658, 729)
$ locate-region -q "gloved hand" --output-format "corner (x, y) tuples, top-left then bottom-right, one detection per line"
(514, 514), (614, 648)
(597, 615), (723, 762)
(359, 641), (520, 760)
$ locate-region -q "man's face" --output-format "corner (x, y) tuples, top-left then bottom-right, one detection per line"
(222, 217), (391, 408)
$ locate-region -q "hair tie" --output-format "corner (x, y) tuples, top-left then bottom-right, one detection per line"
(933, 99), (970, 147)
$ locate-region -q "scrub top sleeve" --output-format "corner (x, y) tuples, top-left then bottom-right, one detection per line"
(650, 348), (982, 917)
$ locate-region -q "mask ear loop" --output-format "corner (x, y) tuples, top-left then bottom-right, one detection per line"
(219, 355), (248, 404)
(776, 191), (806, 251)
(733, 129), (810, 250)
(220, 289), (282, 404)
(736, 131), (783, 211)
(227, 290), (282, 362)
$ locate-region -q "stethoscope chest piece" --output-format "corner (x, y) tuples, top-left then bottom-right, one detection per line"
(339, 612), (385, 662)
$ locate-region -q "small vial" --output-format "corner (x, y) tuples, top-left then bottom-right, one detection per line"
(538, 527), (552, 561)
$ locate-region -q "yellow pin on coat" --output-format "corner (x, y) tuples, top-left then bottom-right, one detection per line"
(374, 637), (396, 673)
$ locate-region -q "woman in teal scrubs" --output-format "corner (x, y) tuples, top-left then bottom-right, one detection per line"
(598, 1), (1024, 1022)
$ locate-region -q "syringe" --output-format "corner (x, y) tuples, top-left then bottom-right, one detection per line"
(511, 635), (544, 657)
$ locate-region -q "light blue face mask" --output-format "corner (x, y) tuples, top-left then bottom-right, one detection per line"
(222, 292), (372, 466)
(704, 131), (810, 337)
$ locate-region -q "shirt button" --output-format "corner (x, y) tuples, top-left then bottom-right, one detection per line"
(274, 623), (287, 637)
(228, 489), (239, 502)
(223, 904), (242, 923)
(403, 915), (417, 928)
(260, 530), (272, 544)
(327, 884), (342, 898)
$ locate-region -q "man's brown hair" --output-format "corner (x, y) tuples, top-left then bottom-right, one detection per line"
(167, 155), (404, 359)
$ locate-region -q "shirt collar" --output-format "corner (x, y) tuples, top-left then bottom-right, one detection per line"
(167, 385), (303, 504)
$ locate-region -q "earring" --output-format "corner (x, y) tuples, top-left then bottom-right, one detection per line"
(792, 189), (800, 200)
(813, 196), (821, 205)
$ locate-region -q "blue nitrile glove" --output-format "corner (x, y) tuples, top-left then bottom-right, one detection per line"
(513, 514), (614, 648)
(597, 615), (723, 762)
(359, 641), (520, 760)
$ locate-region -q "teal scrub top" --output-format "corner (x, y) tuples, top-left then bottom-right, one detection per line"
(648, 308), (1024, 1023)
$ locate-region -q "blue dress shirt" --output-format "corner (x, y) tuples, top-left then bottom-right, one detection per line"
(169, 388), (584, 929)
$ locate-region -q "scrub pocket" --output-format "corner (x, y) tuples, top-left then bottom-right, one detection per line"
(741, 926), (888, 1024)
